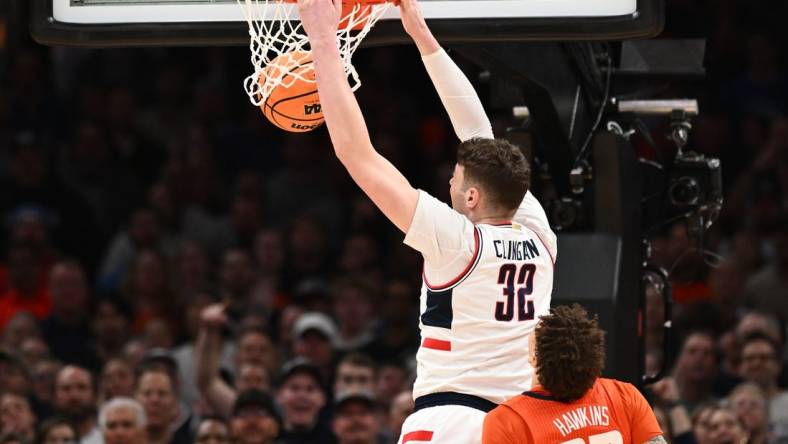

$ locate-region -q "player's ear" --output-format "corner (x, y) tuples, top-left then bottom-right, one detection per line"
(465, 186), (480, 210)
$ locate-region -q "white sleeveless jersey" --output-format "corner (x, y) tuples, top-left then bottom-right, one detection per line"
(404, 190), (557, 405)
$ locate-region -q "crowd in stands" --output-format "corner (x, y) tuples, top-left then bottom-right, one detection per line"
(0, 0), (787, 443)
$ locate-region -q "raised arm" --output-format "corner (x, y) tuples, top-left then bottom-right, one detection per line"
(400, 0), (554, 244)
(195, 304), (237, 418)
(297, 0), (418, 233)
(400, 0), (493, 141)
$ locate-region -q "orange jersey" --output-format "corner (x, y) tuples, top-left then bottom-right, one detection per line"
(482, 378), (662, 444)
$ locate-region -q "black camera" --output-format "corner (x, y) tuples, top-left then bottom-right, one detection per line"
(668, 151), (722, 210)
(547, 197), (589, 231)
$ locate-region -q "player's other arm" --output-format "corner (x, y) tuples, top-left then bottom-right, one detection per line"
(400, 0), (494, 142)
(400, 0), (554, 242)
(298, 0), (418, 233)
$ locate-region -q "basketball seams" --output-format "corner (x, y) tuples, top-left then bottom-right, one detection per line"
(258, 51), (324, 132)
(264, 91), (323, 122)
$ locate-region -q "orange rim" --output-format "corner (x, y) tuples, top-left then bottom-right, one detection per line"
(279, 0), (398, 4)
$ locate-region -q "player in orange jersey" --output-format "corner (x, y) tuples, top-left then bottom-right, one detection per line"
(482, 304), (666, 444)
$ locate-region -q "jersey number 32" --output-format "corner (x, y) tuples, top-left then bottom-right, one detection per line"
(495, 263), (536, 322)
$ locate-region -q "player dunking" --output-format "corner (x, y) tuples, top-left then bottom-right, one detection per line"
(297, 0), (557, 442)
(482, 304), (666, 444)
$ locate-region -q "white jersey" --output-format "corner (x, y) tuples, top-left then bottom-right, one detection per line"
(404, 189), (557, 405)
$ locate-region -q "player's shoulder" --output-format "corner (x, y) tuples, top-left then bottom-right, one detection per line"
(597, 378), (644, 405)
(488, 400), (525, 423)
(596, 377), (635, 393)
(415, 190), (465, 219)
(499, 390), (546, 412)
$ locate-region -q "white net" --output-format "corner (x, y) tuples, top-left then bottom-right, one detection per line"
(240, 0), (391, 106)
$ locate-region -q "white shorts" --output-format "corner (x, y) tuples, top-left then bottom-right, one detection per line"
(397, 405), (487, 444)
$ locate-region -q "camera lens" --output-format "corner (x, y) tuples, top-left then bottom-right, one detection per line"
(549, 198), (584, 230)
(669, 176), (700, 206)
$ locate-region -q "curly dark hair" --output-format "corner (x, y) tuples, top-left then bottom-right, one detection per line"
(457, 138), (530, 212)
(534, 304), (606, 403)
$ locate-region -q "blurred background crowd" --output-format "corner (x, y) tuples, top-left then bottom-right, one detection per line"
(0, 0), (787, 443)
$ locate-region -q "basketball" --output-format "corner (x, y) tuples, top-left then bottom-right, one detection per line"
(259, 51), (324, 133)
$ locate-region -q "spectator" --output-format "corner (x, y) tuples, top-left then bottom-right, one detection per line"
(235, 326), (278, 376)
(385, 391), (413, 443)
(743, 219), (788, 323)
(172, 292), (224, 409)
(690, 402), (717, 444)
(4, 205), (57, 288)
(99, 358), (136, 403)
(706, 405), (748, 444)
(135, 358), (192, 444)
(91, 298), (133, 364)
(737, 332), (787, 401)
(40, 260), (97, 370)
(331, 392), (380, 444)
(53, 365), (101, 444)
(31, 360), (60, 407)
(0, 130), (102, 268)
(337, 234), (380, 275)
(291, 313), (336, 381)
(737, 331), (788, 439)
(276, 306), (304, 359)
(236, 364), (271, 395)
(36, 417), (76, 444)
(194, 303), (237, 417)
(727, 382), (769, 444)
(717, 330), (739, 379)
(229, 390), (280, 444)
(0, 350), (32, 398)
(334, 353), (376, 396)
(98, 208), (176, 293)
(250, 228), (286, 310)
(331, 278), (379, 356)
(266, 144), (342, 245)
(290, 279), (331, 314)
(194, 416), (230, 444)
(171, 241), (214, 298)
(123, 340), (148, 370)
(218, 248), (256, 317)
(0, 392), (36, 443)
(229, 196), (265, 250)
(141, 318), (175, 351)
(122, 249), (178, 336)
(375, 361), (409, 409)
(1, 313), (40, 351)
(649, 377), (697, 444)
(707, 260), (746, 323)
(673, 331), (720, 412)
(284, 217), (331, 283)
(0, 245), (51, 331)
(19, 338), (49, 370)
(377, 279), (418, 358)
(276, 359), (335, 444)
(99, 397), (148, 444)
(195, 304), (275, 418)
(734, 312), (784, 346)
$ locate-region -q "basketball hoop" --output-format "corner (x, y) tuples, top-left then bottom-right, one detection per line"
(239, 0), (393, 107)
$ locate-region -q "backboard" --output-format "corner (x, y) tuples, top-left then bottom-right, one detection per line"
(32, 0), (663, 47)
